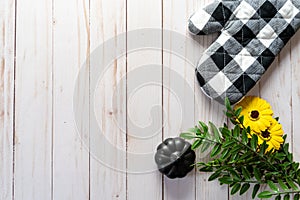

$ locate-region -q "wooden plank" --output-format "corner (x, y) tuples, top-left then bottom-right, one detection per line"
(195, 100), (228, 200)
(14, 0), (52, 199)
(291, 33), (300, 161)
(260, 24), (293, 150)
(186, 0), (229, 199)
(52, 0), (90, 199)
(230, 93), (259, 199)
(259, 43), (292, 200)
(89, 0), (127, 199)
(0, 0), (15, 199)
(162, 0), (198, 199)
(126, 0), (163, 199)
(260, 43), (292, 144)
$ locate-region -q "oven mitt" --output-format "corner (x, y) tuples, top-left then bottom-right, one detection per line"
(188, 0), (300, 104)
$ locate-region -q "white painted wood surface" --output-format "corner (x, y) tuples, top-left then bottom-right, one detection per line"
(52, 0), (90, 199)
(89, 0), (126, 199)
(1, 0), (300, 199)
(14, 0), (52, 199)
(126, 0), (162, 199)
(0, 0), (14, 199)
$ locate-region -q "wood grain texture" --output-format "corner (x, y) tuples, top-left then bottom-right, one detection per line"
(291, 33), (300, 200)
(14, 0), (52, 199)
(0, 0), (15, 200)
(3, 0), (300, 199)
(162, 0), (198, 199)
(126, 0), (163, 199)
(259, 42), (292, 200)
(52, 0), (90, 199)
(187, 1), (229, 200)
(291, 34), (300, 161)
(260, 43), (292, 144)
(89, 0), (127, 199)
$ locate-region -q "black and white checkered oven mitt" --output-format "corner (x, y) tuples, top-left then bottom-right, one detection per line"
(189, 0), (300, 104)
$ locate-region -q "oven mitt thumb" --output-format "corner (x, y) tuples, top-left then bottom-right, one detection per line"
(188, 0), (300, 104)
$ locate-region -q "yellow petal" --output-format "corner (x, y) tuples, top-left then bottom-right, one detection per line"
(272, 136), (284, 143)
(260, 109), (273, 115)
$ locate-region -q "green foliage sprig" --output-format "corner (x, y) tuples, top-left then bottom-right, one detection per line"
(180, 98), (300, 199)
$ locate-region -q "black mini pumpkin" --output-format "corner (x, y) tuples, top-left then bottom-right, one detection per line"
(154, 137), (196, 179)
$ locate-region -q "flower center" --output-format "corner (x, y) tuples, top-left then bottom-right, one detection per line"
(250, 110), (260, 120)
(261, 130), (270, 139)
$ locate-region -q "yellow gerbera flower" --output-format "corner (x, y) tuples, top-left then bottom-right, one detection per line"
(254, 119), (284, 152)
(234, 96), (273, 133)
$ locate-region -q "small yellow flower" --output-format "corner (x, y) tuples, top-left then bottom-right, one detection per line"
(235, 96), (273, 133)
(254, 119), (284, 152)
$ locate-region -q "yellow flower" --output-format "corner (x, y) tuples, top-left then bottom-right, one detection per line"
(254, 119), (284, 152)
(235, 96), (273, 133)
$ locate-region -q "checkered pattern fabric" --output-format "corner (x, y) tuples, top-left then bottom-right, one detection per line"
(189, 0), (300, 104)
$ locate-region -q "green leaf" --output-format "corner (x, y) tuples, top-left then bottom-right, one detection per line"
(284, 194), (290, 200)
(219, 176), (233, 184)
(187, 127), (199, 133)
(209, 122), (221, 143)
(250, 134), (258, 151)
(253, 168), (262, 181)
(220, 149), (231, 160)
(180, 132), (195, 140)
(192, 139), (202, 150)
(246, 126), (251, 133)
(238, 115), (244, 124)
(231, 183), (241, 195)
(234, 106), (243, 117)
(230, 118), (238, 125)
(284, 143), (290, 154)
(240, 183), (250, 195)
(274, 152), (286, 161)
(220, 127), (231, 137)
(293, 163), (299, 170)
(213, 165), (228, 173)
(225, 111), (234, 118)
(257, 191), (273, 199)
(199, 166), (213, 172)
(230, 145), (242, 155)
(278, 179), (289, 191)
(201, 140), (212, 153)
(282, 162), (291, 171)
(196, 161), (207, 166)
(211, 144), (222, 158)
(294, 194), (300, 200)
(267, 180), (279, 193)
(222, 140), (236, 148)
(241, 167), (251, 180)
(240, 151), (252, 160)
(225, 97), (232, 111)
(275, 195), (281, 200)
(287, 153), (293, 162)
(241, 130), (248, 144)
(230, 153), (239, 162)
(208, 171), (222, 181)
(199, 121), (208, 134)
(228, 169), (241, 181)
(233, 126), (240, 139)
(252, 184), (260, 199)
(201, 141), (211, 153)
(260, 141), (268, 155)
(286, 178), (298, 190)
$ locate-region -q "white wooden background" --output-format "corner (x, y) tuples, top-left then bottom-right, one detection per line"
(1, 0), (300, 199)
